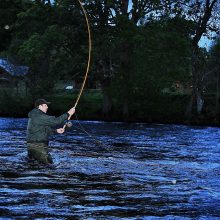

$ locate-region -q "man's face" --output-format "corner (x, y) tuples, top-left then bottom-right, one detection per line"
(39, 104), (48, 113)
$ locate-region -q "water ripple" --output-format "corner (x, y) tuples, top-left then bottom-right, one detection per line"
(0, 118), (220, 218)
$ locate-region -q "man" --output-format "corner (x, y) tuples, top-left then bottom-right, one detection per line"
(26, 98), (75, 164)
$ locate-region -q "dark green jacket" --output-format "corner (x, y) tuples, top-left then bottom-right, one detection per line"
(26, 108), (69, 143)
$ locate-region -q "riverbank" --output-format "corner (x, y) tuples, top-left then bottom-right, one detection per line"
(0, 91), (219, 126)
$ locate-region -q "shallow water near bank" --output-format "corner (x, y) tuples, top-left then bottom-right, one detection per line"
(0, 118), (220, 219)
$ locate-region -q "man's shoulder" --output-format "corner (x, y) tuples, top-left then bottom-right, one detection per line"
(29, 108), (49, 119)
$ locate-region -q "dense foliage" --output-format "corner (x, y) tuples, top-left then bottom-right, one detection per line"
(0, 0), (220, 124)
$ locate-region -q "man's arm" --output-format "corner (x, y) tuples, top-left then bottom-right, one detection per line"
(36, 107), (75, 127)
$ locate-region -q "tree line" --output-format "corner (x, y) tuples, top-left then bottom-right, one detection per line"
(0, 0), (220, 123)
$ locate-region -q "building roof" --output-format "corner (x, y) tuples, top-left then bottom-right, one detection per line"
(0, 58), (29, 77)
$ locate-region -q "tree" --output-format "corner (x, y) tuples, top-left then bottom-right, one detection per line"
(0, 0), (30, 53)
(114, 0), (161, 118)
(112, 18), (191, 117)
(206, 37), (220, 118)
(87, 0), (162, 118)
(153, 0), (220, 120)
(180, 0), (220, 119)
(9, 0), (87, 97)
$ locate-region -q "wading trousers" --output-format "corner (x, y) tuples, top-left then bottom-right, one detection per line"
(27, 142), (53, 164)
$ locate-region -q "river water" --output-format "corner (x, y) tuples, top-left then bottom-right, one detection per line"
(0, 118), (220, 219)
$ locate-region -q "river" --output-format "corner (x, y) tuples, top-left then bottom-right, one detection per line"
(0, 118), (220, 219)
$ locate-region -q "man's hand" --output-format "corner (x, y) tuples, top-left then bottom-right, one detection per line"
(68, 107), (75, 116)
(57, 128), (65, 134)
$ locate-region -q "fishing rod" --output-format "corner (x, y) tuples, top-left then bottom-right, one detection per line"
(63, 0), (92, 130)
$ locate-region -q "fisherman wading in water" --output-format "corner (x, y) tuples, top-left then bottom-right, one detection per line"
(26, 98), (75, 164)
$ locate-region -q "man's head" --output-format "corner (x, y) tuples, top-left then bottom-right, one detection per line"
(35, 98), (51, 113)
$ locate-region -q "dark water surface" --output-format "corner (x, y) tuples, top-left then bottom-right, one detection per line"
(0, 118), (220, 219)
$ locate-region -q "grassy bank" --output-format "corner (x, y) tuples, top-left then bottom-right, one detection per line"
(0, 90), (102, 118)
(0, 91), (219, 126)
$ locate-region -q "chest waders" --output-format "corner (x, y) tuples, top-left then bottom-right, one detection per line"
(27, 143), (53, 164)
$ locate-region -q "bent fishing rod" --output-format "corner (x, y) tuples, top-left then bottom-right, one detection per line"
(63, 0), (92, 130)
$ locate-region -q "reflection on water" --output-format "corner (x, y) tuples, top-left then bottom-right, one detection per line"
(0, 118), (220, 219)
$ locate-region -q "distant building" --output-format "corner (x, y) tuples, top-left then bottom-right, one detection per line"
(0, 58), (29, 94)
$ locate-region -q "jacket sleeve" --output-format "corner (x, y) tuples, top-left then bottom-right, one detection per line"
(47, 126), (57, 135)
(36, 113), (69, 127)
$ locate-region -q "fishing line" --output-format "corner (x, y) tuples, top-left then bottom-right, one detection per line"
(73, 113), (111, 148)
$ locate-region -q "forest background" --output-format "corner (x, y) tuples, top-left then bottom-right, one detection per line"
(0, 0), (220, 125)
